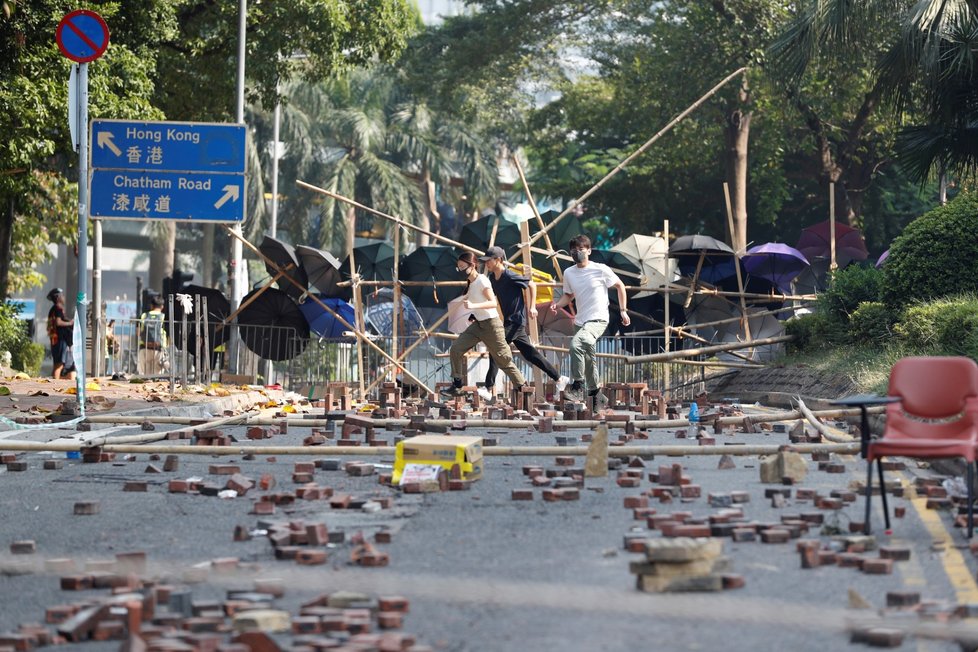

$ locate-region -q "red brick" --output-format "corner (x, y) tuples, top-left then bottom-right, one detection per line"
(73, 501), (100, 515)
(511, 490), (533, 501)
(208, 464), (240, 476)
(123, 481), (147, 492)
(377, 612), (402, 629)
(760, 529), (790, 544)
(862, 558), (894, 575)
(9, 540), (35, 555)
(168, 479), (189, 493)
(879, 546), (911, 561)
(296, 550), (327, 566)
(616, 476), (641, 488)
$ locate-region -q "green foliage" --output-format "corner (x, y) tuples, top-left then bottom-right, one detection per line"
(817, 265), (883, 324)
(894, 294), (978, 357)
(784, 313), (842, 351)
(0, 301), (38, 374)
(882, 193), (978, 308)
(848, 301), (893, 345)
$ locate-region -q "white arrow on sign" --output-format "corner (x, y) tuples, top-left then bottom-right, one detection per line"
(97, 131), (121, 157)
(214, 184), (240, 209)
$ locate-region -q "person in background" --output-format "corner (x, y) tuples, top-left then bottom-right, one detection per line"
(46, 288), (76, 380)
(138, 295), (168, 376)
(442, 252), (527, 399)
(550, 234), (630, 411)
(478, 246), (568, 399)
(104, 319), (119, 376)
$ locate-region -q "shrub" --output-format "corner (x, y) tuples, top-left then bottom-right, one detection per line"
(848, 301), (894, 345)
(784, 312), (844, 351)
(12, 342), (44, 377)
(0, 301), (40, 374)
(893, 294), (978, 357)
(882, 193), (978, 308)
(818, 265), (883, 324)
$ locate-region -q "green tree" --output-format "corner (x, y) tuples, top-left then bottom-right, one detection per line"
(0, 1), (168, 299)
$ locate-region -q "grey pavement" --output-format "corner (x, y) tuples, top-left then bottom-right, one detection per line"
(0, 404), (973, 651)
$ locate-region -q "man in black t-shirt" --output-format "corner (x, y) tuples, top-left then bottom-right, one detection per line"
(479, 246), (568, 398)
(46, 288), (76, 380)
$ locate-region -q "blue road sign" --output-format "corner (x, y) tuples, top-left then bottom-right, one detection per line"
(57, 10), (110, 63)
(90, 120), (246, 174)
(90, 170), (245, 223)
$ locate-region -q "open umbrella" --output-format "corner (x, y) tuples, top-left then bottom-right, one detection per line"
(534, 300), (576, 348)
(363, 288), (425, 344)
(459, 213), (521, 255)
(259, 235), (308, 301)
(796, 221), (868, 267)
(237, 288), (309, 361)
(167, 284), (231, 356)
(716, 309), (786, 362)
(875, 249), (890, 268)
(742, 243), (810, 294)
(669, 234), (737, 285)
(612, 234), (674, 294)
(299, 296), (356, 340)
(297, 245), (351, 300)
(398, 245), (464, 308)
(343, 242), (395, 283)
(530, 210), (583, 272)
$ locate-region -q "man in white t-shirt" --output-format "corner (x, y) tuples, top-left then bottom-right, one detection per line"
(550, 234), (630, 410)
(442, 251), (527, 399)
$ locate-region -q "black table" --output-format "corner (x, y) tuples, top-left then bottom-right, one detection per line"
(829, 394), (900, 459)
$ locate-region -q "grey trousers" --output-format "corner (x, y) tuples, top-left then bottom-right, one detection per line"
(570, 320), (607, 391)
(450, 318), (526, 386)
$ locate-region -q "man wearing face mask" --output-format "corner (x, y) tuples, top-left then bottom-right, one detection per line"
(550, 234), (630, 411)
(442, 252), (528, 399)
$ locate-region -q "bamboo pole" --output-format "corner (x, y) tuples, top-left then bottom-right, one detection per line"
(829, 182), (837, 271)
(350, 247), (366, 398)
(625, 306), (756, 364)
(723, 182), (752, 348)
(79, 404), (882, 429)
(362, 310), (453, 396)
(663, 218), (671, 399)
(511, 154), (563, 281)
(391, 226), (401, 385)
(523, 67), (747, 251)
(224, 226), (434, 395)
(297, 181), (482, 256)
(0, 440), (860, 457)
(626, 335), (794, 363)
(520, 218), (544, 399)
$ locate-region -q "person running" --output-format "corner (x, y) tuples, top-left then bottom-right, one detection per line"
(46, 288), (76, 380)
(550, 234), (630, 410)
(442, 252), (527, 399)
(479, 246), (568, 399)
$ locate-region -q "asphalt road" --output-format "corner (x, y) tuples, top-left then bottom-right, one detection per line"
(0, 402), (974, 652)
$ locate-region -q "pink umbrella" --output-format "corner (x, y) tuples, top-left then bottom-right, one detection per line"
(796, 221), (868, 267)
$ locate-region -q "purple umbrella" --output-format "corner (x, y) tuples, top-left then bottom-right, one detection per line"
(742, 243), (810, 293)
(875, 249), (890, 268)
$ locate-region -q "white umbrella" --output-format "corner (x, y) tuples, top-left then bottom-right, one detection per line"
(612, 234), (675, 296)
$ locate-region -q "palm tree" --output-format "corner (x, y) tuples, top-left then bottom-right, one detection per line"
(771, 0), (978, 185)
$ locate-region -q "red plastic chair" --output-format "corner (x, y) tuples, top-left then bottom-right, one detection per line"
(864, 356), (978, 537)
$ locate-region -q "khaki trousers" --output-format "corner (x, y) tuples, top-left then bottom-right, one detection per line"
(450, 318), (526, 386)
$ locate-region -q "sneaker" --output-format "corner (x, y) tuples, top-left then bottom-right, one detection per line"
(592, 390), (609, 413)
(477, 387), (493, 401)
(563, 382), (584, 402)
(555, 375), (570, 393)
(439, 386), (467, 399)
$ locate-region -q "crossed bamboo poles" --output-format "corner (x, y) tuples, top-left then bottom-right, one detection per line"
(281, 67), (808, 399)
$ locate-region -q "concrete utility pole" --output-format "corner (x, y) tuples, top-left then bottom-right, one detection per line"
(228, 0), (247, 374)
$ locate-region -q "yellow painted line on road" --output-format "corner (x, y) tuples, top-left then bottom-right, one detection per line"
(905, 480), (978, 603)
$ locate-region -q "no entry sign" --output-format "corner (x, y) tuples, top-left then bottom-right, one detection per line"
(56, 10), (109, 63)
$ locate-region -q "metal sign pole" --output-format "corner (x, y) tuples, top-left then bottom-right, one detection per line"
(76, 62), (89, 415)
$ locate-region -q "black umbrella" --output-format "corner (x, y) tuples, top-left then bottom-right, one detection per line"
(669, 234), (737, 285)
(259, 235), (308, 301)
(296, 245), (351, 300)
(237, 288), (310, 361)
(459, 214), (522, 254)
(166, 285), (231, 356)
(398, 245), (464, 308)
(530, 210), (583, 272)
(343, 242), (395, 283)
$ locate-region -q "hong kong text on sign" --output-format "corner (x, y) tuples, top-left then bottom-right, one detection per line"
(89, 119), (246, 222)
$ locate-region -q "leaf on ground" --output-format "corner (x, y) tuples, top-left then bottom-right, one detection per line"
(0, 386), (9, 396)
(28, 391), (49, 397)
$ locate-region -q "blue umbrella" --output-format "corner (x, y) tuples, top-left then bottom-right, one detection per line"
(299, 296), (356, 339)
(742, 243), (810, 293)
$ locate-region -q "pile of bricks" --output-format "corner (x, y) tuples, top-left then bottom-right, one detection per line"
(797, 537), (910, 574)
(511, 461), (584, 501)
(630, 537), (742, 593)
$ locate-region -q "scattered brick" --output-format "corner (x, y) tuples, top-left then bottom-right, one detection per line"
(73, 501), (100, 515)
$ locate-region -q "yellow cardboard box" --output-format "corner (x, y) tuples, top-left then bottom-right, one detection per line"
(393, 435), (483, 484)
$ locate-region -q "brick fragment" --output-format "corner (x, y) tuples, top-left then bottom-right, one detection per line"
(9, 540), (35, 555)
(73, 501), (100, 515)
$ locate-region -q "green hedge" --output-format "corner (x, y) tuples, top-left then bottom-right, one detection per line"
(882, 193), (978, 308)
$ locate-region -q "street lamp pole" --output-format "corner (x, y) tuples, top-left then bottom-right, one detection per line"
(229, 0), (247, 374)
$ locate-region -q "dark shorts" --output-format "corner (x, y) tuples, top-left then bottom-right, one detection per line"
(51, 341), (76, 372)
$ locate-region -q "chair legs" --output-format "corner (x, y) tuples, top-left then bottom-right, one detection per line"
(863, 459), (874, 535)
(968, 462), (975, 539)
(877, 458), (891, 532)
